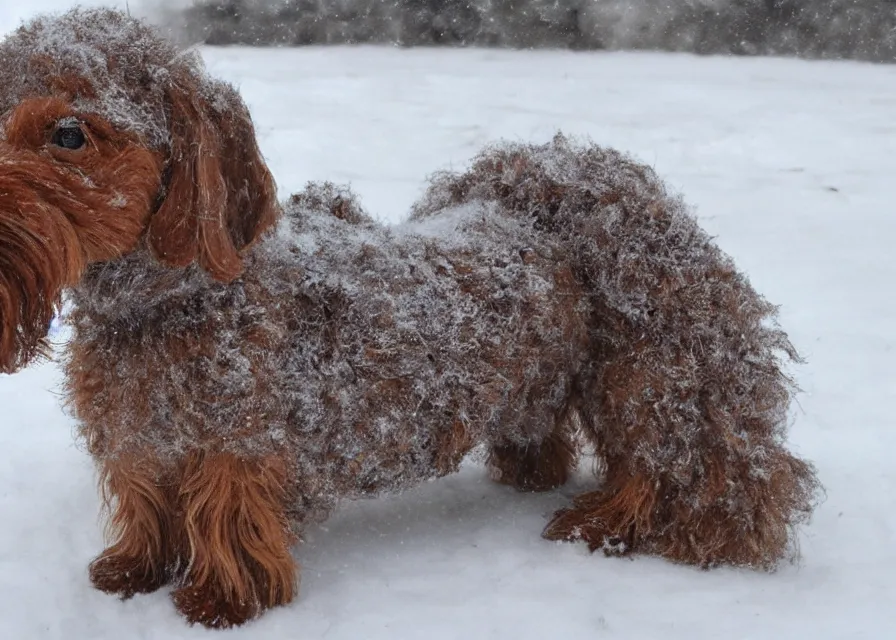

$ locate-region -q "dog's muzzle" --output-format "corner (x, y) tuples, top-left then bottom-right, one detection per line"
(0, 148), (86, 373)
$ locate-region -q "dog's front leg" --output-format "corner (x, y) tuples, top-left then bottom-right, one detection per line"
(171, 451), (296, 629)
(89, 456), (181, 598)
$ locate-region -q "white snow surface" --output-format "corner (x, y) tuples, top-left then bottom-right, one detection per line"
(2, 8), (896, 640)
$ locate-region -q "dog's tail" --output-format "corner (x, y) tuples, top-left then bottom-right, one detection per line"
(412, 134), (820, 568)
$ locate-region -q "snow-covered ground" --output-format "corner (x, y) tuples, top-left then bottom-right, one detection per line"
(2, 6), (896, 639)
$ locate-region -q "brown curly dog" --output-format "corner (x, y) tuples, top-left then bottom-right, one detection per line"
(0, 8), (819, 629)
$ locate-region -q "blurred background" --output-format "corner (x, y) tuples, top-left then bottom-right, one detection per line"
(172, 0), (896, 62)
(4, 1), (894, 62)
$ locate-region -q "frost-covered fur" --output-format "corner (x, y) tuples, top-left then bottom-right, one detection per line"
(71, 183), (592, 523)
(0, 8), (819, 630)
(0, 8), (211, 147)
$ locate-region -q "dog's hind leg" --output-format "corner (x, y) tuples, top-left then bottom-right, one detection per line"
(89, 456), (181, 598)
(412, 135), (820, 568)
(171, 452), (296, 629)
(487, 411), (579, 493)
(543, 344), (819, 569)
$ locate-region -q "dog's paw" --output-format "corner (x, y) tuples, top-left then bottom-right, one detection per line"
(172, 584), (258, 629)
(542, 499), (635, 556)
(89, 553), (168, 598)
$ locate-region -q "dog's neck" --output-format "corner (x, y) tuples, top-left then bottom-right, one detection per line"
(66, 247), (237, 334)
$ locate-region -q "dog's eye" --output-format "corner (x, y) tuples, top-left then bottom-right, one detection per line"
(51, 125), (86, 150)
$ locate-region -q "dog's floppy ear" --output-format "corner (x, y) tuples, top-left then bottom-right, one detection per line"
(148, 68), (278, 282)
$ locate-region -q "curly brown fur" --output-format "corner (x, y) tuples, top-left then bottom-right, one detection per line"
(414, 139), (820, 568)
(488, 413), (579, 492)
(0, 8), (819, 628)
(174, 452), (296, 628)
(90, 455), (182, 598)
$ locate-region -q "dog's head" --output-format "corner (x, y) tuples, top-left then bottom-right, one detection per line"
(0, 8), (278, 373)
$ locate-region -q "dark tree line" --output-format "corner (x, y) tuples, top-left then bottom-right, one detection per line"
(168, 0), (896, 63)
